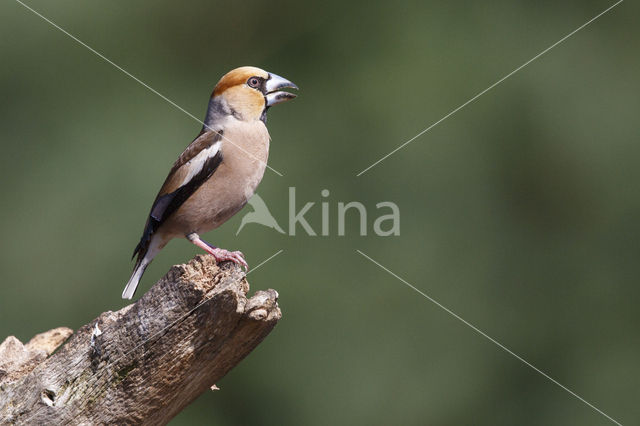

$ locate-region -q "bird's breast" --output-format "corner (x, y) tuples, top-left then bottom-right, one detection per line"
(166, 120), (270, 236)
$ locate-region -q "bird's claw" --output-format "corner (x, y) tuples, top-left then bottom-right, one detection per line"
(211, 248), (248, 271)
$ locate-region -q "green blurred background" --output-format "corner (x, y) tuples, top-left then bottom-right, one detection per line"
(1, 0), (638, 424)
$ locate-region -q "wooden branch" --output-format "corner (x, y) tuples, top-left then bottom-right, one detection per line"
(0, 255), (281, 425)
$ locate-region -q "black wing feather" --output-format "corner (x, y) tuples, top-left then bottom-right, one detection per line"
(132, 149), (223, 261)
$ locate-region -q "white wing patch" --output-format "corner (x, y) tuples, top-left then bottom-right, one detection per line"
(179, 141), (221, 188)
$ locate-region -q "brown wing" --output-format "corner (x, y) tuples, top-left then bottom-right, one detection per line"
(158, 130), (224, 195)
(132, 130), (224, 261)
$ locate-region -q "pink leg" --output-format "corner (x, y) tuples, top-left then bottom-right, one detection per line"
(187, 233), (248, 270)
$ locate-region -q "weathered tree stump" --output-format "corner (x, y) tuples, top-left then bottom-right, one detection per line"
(0, 255), (281, 425)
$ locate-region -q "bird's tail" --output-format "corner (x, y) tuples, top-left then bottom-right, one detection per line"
(122, 258), (150, 300)
(122, 237), (162, 300)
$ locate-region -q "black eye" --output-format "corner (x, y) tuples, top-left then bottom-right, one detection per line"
(247, 77), (261, 88)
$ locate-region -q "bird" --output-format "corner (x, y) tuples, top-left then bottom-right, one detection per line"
(235, 193), (285, 235)
(122, 66), (297, 299)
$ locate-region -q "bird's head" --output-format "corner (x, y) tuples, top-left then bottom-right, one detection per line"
(211, 66), (298, 122)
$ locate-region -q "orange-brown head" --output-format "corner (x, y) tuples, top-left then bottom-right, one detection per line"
(210, 66), (298, 123)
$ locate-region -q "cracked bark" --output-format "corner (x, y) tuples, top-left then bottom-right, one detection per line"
(0, 255), (281, 425)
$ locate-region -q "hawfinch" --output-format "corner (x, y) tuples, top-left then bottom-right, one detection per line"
(122, 66), (297, 299)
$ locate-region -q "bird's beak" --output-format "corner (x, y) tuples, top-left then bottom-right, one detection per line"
(265, 72), (298, 107)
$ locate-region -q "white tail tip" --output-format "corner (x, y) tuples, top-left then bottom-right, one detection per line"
(122, 260), (148, 299)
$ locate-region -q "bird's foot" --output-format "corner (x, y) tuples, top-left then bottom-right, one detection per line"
(187, 233), (248, 271)
(209, 247), (248, 271)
